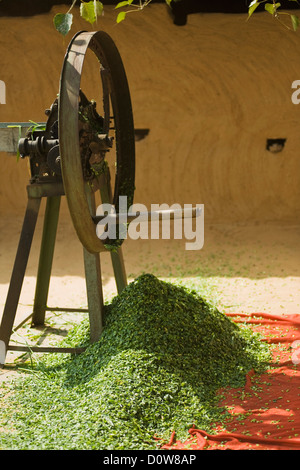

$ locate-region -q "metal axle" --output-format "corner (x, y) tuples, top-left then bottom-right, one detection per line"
(93, 206), (202, 224)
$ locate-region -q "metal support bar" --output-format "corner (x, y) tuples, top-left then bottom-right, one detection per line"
(27, 182), (65, 199)
(0, 196), (41, 366)
(83, 248), (104, 343)
(110, 250), (128, 294)
(83, 186), (104, 343)
(93, 206), (202, 224)
(98, 170), (127, 294)
(31, 196), (61, 326)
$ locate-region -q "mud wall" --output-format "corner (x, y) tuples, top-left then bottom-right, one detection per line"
(1, 5), (300, 223)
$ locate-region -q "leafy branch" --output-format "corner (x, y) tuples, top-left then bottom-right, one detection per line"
(53, 0), (104, 36)
(115, 0), (153, 24)
(248, 0), (300, 31)
(53, 0), (179, 34)
(53, 0), (300, 36)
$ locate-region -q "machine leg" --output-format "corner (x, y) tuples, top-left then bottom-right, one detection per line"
(84, 186), (104, 343)
(98, 170), (128, 294)
(110, 250), (127, 294)
(0, 197), (41, 366)
(31, 196), (61, 326)
(83, 248), (103, 343)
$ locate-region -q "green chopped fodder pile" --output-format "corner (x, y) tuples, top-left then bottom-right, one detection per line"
(0, 274), (271, 450)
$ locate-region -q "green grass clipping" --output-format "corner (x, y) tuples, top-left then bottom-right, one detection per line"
(0, 274), (271, 450)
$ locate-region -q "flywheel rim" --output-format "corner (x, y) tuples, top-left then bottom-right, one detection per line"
(59, 30), (135, 253)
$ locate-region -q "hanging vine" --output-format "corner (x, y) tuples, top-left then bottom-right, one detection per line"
(53, 0), (300, 36)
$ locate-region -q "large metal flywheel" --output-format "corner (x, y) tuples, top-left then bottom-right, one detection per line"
(59, 31), (135, 253)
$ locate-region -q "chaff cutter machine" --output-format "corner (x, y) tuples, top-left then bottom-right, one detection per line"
(0, 31), (200, 367)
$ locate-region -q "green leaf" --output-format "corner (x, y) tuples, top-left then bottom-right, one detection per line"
(94, 0), (104, 15)
(265, 3), (274, 14)
(165, 0), (181, 5)
(115, 0), (134, 8)
(28, 120), (46, 133)
(53, 12), (73, 36)
(248, 1), (260, 19)
(116, 11), (127, 23)
(115, 1), (129, 8)
(80, 1), (103, 24)
(265, 2), (281, 14)
(291, 14), (299, 31)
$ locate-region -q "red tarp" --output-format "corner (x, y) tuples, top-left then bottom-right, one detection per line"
(163, 312), (300, 450)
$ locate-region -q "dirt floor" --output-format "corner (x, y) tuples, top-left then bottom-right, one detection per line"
(1, 212), (299, 383)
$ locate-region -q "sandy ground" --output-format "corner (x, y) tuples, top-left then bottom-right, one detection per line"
(1, 212), (299, 383)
